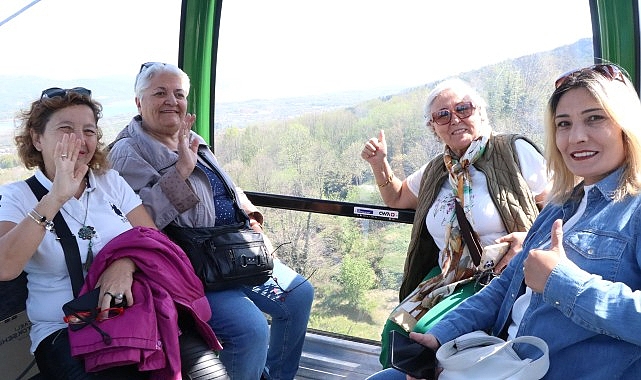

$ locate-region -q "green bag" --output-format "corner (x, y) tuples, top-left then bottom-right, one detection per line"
(379, 266), (477, 368)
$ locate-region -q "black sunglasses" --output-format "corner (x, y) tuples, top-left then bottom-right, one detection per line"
(430, 101), (476, 126)
(554, 64), (627, 89)
(139, 62), (166, 73)
(41, 87), (92, 99)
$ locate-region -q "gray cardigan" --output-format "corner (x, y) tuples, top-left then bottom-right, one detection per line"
(108, 116), (261, 229)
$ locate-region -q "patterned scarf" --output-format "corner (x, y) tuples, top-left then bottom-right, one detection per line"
(413, 133), (489, 308)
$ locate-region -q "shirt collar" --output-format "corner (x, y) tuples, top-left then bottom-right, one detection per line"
(592, 166), (625, 201)
(35, 169), (96, 194)
(571, 166), (625, 202)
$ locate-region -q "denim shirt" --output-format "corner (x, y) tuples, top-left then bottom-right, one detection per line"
(429, 167), (641, 379)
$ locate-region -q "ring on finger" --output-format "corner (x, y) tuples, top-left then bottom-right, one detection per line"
(61, 154), (68, 158)
(104, 291), (115, 298)
(114, 293), (124, 300)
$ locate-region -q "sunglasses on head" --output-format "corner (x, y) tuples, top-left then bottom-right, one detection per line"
(139, 61), (166, 73)
(554, 64), (627, 89)
(41, 87), (92, 99)
(430, 101), (476, 126)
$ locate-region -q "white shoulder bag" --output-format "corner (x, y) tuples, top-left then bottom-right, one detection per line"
(436, 330), (549, 380)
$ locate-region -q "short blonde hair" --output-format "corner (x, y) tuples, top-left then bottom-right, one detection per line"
(544, 65), (641, 203)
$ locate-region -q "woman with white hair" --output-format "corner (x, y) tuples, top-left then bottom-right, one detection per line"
(108, 62), (314, 380)
(361, 77), (550, 370)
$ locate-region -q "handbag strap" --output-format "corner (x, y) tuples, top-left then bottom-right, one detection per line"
(196, 150), (251, 227)
(437, 331), (550, 378)
(454, 199), (482, 267)
(508, 335), (550, 377)
(25, 176), (84, 297)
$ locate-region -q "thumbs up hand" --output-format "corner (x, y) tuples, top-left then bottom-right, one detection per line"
(361, 129), (387, 165)
(523, 219), (567, 293)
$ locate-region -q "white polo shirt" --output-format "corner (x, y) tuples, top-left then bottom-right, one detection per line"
(0, 169), (142, 352)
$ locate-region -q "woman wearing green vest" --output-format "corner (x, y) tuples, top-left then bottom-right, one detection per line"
(361, 78), (550, 370)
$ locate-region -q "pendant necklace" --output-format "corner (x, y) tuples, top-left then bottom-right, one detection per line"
(64, 179), (97, 271)
(79, 188), (96, 271)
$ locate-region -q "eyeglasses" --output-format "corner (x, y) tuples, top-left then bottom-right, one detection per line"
(554, 64), (627, 89)
(41, 87), (92, 99)
(430, 101), (476, 126)
(63, 306), (124, 325)
(139, 62), (166, 73)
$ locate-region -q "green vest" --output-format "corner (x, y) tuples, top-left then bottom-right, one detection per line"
(398, 134), (542, 300)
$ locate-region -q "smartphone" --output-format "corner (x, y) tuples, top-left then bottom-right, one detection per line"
(389, 330), (436, 379)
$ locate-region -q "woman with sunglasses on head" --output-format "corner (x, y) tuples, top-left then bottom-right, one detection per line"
(377, 63), (641, 379)
(107, 62), (314, 380)
(0, 88), (159, 379)
(361, 78), (550, 372)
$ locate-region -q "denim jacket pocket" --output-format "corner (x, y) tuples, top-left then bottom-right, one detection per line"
(565, 230), (626, 281)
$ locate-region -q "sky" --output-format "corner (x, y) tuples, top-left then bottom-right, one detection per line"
(0, 0), (593, 102)
(215, 0), (594, 101)
(0, 0), (181, 79)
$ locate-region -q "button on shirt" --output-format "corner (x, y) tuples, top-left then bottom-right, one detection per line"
(0, 169), (142, 352)
(507, 184), (592, 340)
(429, 167), (641, 379)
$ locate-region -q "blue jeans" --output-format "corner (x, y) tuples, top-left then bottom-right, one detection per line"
(364, 367), (407, 380)
(206, 272), (314, 380)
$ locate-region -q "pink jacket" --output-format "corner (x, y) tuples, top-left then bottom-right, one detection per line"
(68, 227), (222, 379)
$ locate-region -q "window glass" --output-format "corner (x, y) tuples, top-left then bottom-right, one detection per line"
(215, 0), (593, 340)
(0, 0), (181, 183)
(215, 0), (593, 200)
(0, 0), (596, 342)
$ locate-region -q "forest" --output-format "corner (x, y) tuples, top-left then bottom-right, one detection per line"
(211, 40), (593, 339)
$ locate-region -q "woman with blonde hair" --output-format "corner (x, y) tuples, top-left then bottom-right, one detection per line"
(386, 63), (641, 379)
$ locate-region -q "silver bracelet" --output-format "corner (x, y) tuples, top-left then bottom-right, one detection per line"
(27, 209), (55, 231)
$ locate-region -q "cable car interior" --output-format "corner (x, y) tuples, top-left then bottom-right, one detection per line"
(0, 0), (639, 378)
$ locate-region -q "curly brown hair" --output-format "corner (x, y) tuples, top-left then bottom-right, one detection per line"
(15, 90), (109, 175)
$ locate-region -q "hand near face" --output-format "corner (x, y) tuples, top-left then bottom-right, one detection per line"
(175, 113), (199, 180)
(49, 133), (88, 203)
(524, 219), (566, 293)
(361, 129), (387, 165)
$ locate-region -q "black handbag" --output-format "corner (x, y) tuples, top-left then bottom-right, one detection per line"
(164, 152), (273, 291)
(165, 222), (273, 291)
